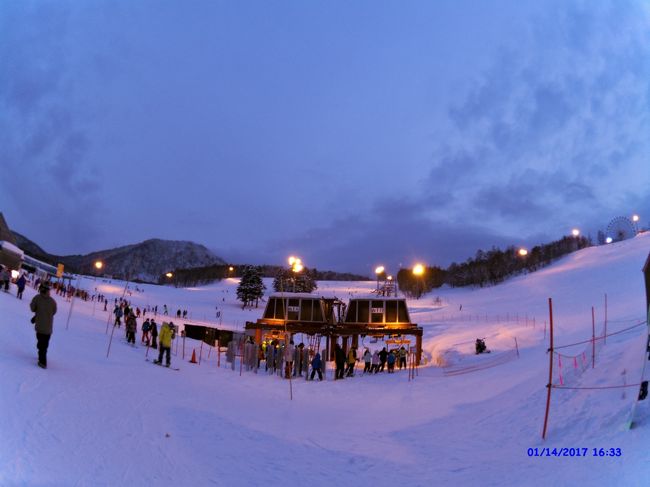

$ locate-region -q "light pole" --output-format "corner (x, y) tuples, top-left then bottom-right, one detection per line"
(413, 264), (424, 299)
(632, 214), (640, 234)
(92, 260), (103, 316)
(374, 266), (385, 293)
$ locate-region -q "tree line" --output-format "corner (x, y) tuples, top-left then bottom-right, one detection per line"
(161, 263), (365, 288)
(397, 235), (591, 297)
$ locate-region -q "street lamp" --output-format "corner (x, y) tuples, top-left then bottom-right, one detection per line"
(165, 272), (173, 279)
(518, 248), (528, 257)
(92, 261), (103, 317)
(289, 256), (303, 292)
(374, 265), (385, 292)
(413, 263), (425, 299)
(571, 229), (580, 237)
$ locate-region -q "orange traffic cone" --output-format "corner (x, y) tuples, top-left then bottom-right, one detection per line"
(189, 349), (198, 364)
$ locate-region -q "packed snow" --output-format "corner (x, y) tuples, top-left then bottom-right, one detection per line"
(1, 234), (649, 486)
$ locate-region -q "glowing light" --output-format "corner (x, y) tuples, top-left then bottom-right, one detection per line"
(375, 266), (385, 275)
(387, 275), (393, 281)
(605, 237), (613, 244)
(11, 270), (19, 279)
(632, 214), (640, 222)
(229, 266), (234, 271)
(571, 229), (580, 237)
(413, 264), (425, 276)
(518, 248), (528, 257)
(292, 263), (304, 273)
(94, 261), (104, 270)
(288, 256), (296, 266)
(165, 272), (173, 278)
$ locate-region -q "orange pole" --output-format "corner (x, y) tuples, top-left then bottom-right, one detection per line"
(542, 297), (554, 440)
(591, 306), (596, 369)
(603, 293), (607, 344)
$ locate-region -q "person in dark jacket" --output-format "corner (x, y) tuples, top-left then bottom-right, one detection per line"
(16, 274), (27, 299)
(125, 312), (137, 344)
(309, 351), (323, 381)
(379, 347), (388, 372)
(334, 343), (346, 380)
(150, 319), (158, 349)
(346, 346), (357, 377)
(30, 282), (57, 368)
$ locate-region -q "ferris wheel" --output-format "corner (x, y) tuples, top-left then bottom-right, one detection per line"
(606, 216), (637, 242)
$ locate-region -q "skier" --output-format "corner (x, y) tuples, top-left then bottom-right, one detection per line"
(309, 351), (323, 381)
(284, 340), (295, 379)
(371, 350), (380, 373)
(30, 282), (57, 369)
(379, 347), (388, 372)
(113, 305), (123, 327)
(387, 350), (396, 373)
(0, 265), (10, 292)
(363, 348), (372, 373)
(154, 322), (174, 367)
(150, 319), (158, 349)
(398, 346), (407, 369)
(142, 318), (151, 345)
(125, 312), (137, 345)
(346, 346), (357, 377)
(334, 343), (346, 380)
(16, 273), (27, 299)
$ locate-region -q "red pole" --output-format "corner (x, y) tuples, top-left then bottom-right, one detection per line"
(542, 298), (554, 440)
(591, 306), (596, 369)
(603, 293), (607, 344)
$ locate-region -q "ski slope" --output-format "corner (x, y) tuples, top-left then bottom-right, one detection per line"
(1, 233), (649, 486)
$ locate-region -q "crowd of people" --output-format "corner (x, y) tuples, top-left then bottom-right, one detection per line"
(233, 337), (412, 382)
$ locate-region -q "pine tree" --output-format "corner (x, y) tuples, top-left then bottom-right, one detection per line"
(272, 268), (317, 293)
(236, 266), (266, 309)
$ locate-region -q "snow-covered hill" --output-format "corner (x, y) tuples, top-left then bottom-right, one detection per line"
(1, 233), (648, 486)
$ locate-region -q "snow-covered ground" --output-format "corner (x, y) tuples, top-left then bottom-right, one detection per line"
(1, 234), (649, 486)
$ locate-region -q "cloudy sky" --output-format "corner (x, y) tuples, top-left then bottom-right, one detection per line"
(1, 0), (649, 275)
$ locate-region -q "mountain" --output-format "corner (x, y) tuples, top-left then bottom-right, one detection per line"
(11, 232), (226, 282)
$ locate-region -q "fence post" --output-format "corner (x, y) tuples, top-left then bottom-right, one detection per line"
(603, 293), (607, 344)
(591, 306), (596, 369)
(542, 298), (554, 440)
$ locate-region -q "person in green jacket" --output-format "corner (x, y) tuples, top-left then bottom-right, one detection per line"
(154, 322), (174, 367)
(30, 282), (57, 369)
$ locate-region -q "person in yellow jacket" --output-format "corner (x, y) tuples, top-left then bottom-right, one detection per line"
(345, 346), (357, 377)
(154, 322), (174, 367)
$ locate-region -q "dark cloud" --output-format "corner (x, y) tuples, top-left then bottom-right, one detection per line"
(0, 3), (105, 251)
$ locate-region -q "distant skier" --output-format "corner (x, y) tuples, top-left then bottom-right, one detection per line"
(113, 305), (123, 327)
(284, 340), (295, 379)
(371, 350), (380, 373)
(309, 351), (323, 381)
(398, 346), (407, 369)
(379, 347), (388, 372)
(16, 273), (27, 299)
(346, 346), (357, 377)
(363, 349), (372, 373)
(387, 350), (396, 373)
(150, 319), (158, 349)
(0, 265), (10, 292)
(334, 344), (345, 380)
(125, 312), (137, 345)
(141, 318), (151, 345)
(30, 282), (57, 369)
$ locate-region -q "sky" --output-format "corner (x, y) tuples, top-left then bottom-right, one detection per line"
(1, 0), (649, 275)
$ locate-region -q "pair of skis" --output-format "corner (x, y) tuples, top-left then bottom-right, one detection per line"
(145, 358), (180, 371)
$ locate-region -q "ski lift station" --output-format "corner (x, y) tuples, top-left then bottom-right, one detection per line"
(245, 293), (423, 364)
